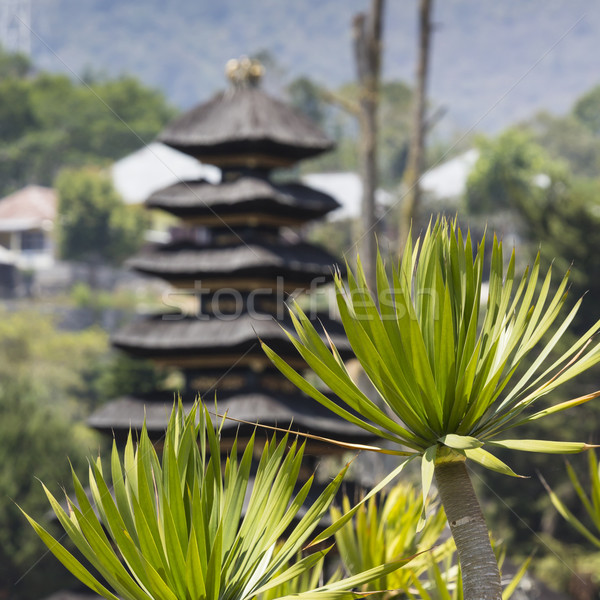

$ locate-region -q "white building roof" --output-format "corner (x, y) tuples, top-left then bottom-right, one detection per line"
(111, 142), (220, 204)
(0, 185), (57, 231)
(300, 172), (393, 221)
(420, 149), (480, 201)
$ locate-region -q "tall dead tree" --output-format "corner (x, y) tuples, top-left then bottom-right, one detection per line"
(354, 0), (384, 291)
(399, 0), (433, 252)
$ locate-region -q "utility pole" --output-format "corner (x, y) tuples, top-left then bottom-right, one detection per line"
(399, 0), (433, 253)
(353, 0), (384, 292)
(0, 0), (31, 55)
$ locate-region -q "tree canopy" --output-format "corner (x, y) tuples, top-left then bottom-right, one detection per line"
(464, 124), (600, 334)
(286, 76), (413, 186)
(0, 47), (175, 197)
(55, 167), (148, 267)
(464, 129), (568, 217)
(0, 309), (108, 600)
(573, 84), (600, 136)
(461, 107), (600, 558)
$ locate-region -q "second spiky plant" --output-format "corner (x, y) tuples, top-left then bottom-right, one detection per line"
(22, 401), (413, 600)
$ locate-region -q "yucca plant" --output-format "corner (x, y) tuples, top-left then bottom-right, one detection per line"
(22, 401), (414, 600)
(333, 481), (530, 600)
(262, 218), (600, 600)
(406, 549), (532, 600)
(542, 449), (600, 548)
(332, 482), (451, 598)
(256, 549), (338, 600)
(407, 556), (463, 600)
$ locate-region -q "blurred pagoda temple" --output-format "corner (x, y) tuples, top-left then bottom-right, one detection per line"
(88, 57), (375, 462)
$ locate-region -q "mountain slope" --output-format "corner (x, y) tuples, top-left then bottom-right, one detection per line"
(28, 0), (600, 133)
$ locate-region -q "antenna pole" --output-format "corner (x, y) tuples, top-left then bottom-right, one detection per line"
(0, 0), (31, 55)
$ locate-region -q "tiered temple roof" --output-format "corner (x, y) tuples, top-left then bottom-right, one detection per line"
(126, 238), (343, 289)
(90, 57), (372, 451)
(146, 176), (339, 226)
(157, 84), (333, 166)
(111, 313), (350, 369)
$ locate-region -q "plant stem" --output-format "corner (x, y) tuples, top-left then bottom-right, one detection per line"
(434, 456), (502, 600)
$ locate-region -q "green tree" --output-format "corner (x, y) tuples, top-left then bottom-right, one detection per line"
(461, 127), (600, 555)
(0, 308), (107, 599)
(464, 129), (568, 218)
(378, 80), (413, 185)
(55, 167), (147, 270)
(289, 78), (413, 184)
(464, 128), (600, 337)
(0, 45), (31, 78)
(97, 352), (167, 399)
(287, 76), (328, 128)
(0, 381), (98, 600)
(61, 75), (176, 161)
(263, 219), (600, 600)
(0, 78), (36, 141)
(0, 308), (110, 410)
(525, 111), (600, 178)
(512, 177), (600, 328)
(573, 84), (600, 136)
(0, 51), (175, 196)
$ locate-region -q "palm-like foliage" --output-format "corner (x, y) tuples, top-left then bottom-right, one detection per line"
(263, 218), (600, 487)
(333, 482), (531, 600)
(22, 401), (412, 600)
(406, 542), (533, 600)
(542, 449), (600, 548)
(256, 550), (337, 600)
(332, 482), (450, 597)
(262, 218), (600, 599)
(407, 556), (463, 600)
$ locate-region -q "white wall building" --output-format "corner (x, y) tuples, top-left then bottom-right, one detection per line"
(0, 185), (56, 270)
(111, 142), (220, 205)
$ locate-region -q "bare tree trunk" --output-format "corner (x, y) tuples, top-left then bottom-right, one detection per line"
(434, 455), (502, 600)
(399, 0), (433, 253)
(353, 0), (383, 291)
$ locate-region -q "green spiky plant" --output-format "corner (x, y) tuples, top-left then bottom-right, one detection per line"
(332, 481), (531, 600)
(332, 482), (451, 598)
(22, 401), (414, 600)
(542, 449), (600, 549)
(406, 549), (532, 600)
(256, 550), (338, 600)
(262, 218), (600, 600)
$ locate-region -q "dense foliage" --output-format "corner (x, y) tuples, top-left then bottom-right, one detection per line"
(462, 93), (600, 573)
(0, 48), (175, 197)
(0, 310), (108, 600)
(24, 401), (412, 600)
(0, 383), (96, 600)
(55, 167), (148, 267)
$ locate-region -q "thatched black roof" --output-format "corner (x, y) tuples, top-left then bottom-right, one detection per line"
(88, 389), (376, 447)
(111, 313), (352, 365)
(146, 177), (340, 225)
(128, 239), (343, 287)
(157, 87), (333, 165)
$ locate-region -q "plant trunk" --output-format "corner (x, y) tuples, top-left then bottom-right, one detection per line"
(399, 0), (432, 253)
(353, 0), (384, 292)
(434, 456), (502, 600)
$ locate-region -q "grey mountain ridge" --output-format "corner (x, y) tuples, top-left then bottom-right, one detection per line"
(30, 0), (600, 133)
